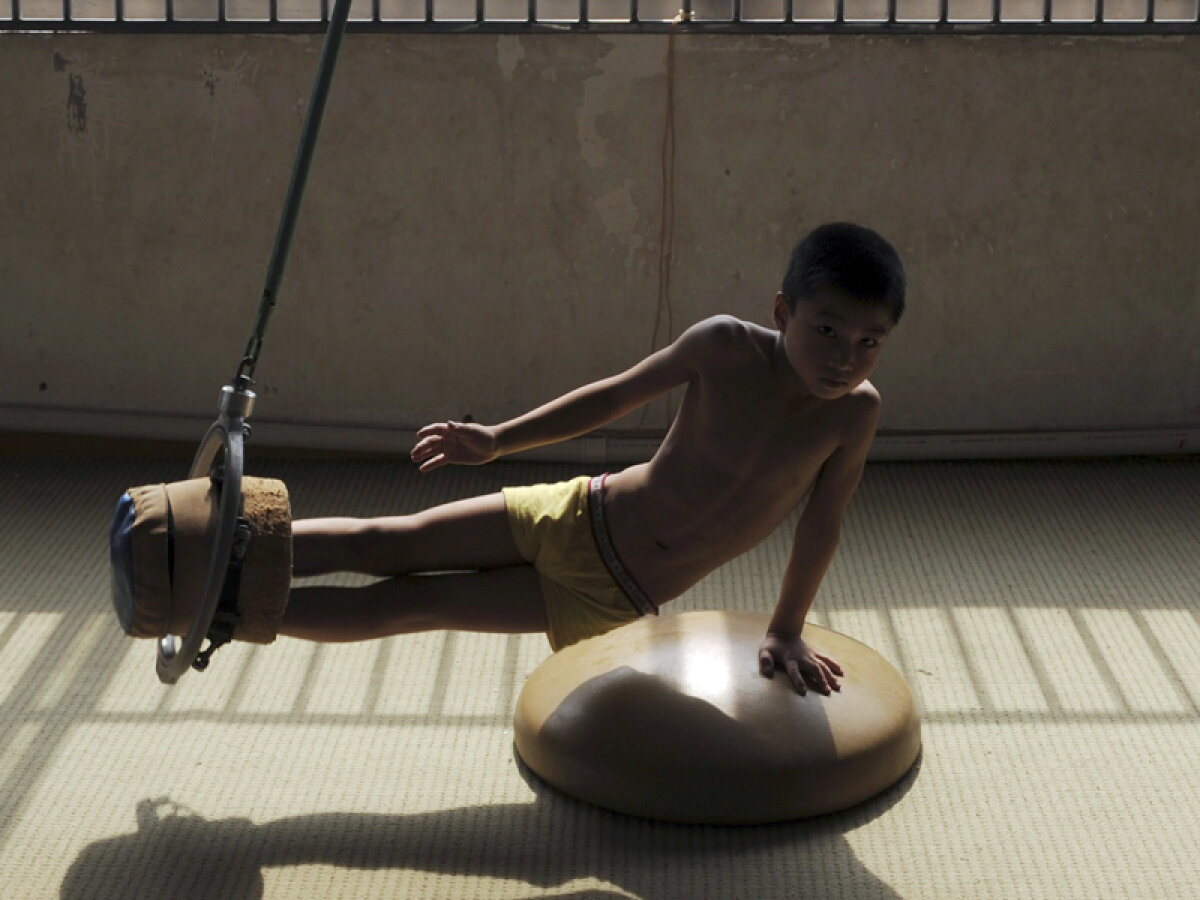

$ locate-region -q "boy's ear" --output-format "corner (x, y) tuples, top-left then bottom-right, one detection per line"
(773, 292), (790, 331)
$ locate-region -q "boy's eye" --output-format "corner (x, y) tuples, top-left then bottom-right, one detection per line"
(860, 337), (879, 348)
(816, 325), (836, 338)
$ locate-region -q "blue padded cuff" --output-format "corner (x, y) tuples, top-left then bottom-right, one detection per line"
(109, 492), (136, 635)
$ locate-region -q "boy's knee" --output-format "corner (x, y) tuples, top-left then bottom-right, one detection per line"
(357, 518), (413, 564)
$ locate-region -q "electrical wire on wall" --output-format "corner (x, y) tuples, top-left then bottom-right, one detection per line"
(637, 11), (684, 429)
(650, 12), (681, 359)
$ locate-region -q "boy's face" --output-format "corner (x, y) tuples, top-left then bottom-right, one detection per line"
(773, 288), (894, 400)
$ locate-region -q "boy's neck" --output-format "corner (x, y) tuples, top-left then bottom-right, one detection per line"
(771, 334), (823, 407)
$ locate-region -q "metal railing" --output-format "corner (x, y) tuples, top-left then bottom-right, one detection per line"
(3, 0), (1198, 32)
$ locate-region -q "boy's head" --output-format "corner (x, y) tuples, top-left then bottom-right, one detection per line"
(781, 223), (906, 324)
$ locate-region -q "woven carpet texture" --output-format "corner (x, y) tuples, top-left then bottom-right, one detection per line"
(0, 455), (1197, 899)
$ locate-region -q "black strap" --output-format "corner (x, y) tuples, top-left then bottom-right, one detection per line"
(192, 516), (252, 672)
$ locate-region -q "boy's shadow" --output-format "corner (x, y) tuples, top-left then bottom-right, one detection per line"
(62, 750), (920, 900)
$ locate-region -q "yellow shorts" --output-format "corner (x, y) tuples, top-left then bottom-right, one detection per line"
(503, 476), (643, 651)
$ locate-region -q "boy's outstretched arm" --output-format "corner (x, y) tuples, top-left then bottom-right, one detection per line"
(411, 317), (735, 472)
(759, 391), (880, 695)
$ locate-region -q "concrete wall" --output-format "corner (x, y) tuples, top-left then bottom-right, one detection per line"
(2, 32), (1198, 455)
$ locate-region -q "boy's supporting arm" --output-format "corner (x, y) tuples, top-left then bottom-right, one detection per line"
(411, 316), (738, 472)
(759, 517), (845, 695)
(759, 391), (880, 695)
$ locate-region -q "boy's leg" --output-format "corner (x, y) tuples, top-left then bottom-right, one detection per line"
(280, 565), (548, 642)
(292, 492), (525, 577)
(283, 490), (549, 641)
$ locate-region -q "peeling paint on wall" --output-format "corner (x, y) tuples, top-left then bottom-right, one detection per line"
(56, 51), (87, 136)
(593, 178), (639, 237)
(576, 37), (662, 169)
(201, 52), (260, 153)
(593, 178), (646, 274)
(496, 35), (524, 82)
(67, 73), (87, 135)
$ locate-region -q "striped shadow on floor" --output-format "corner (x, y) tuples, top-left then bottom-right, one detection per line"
(0, 453), (1197, 898)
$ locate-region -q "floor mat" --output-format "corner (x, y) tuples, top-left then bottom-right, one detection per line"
(1, 454), (1197, 899)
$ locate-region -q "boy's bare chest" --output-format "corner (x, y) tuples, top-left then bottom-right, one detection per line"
(691, 373), (843, 475)
(649, 378), (844, 530)
(613, 414), (835, 599)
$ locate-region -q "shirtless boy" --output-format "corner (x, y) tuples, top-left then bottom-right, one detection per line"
(279, 222), (906, 696)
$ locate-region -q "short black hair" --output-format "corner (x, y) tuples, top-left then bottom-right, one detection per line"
(781, 222), (906, 324)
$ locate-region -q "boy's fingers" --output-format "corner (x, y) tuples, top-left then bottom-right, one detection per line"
(826, 661), (842, 690)
(411, 432), (439, 454)
(819, 654), (844, 676)
(804, 661), (834, 696)
(758, 649), (776, 679)
(417, 454), (445, 473)
(785, 658), (808, 695)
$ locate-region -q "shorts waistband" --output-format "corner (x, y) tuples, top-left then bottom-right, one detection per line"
(588, 475), (659, 618)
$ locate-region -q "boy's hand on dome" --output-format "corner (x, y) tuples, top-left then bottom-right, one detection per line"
(758, 631), (843, 696)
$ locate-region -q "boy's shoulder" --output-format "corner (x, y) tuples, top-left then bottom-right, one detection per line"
(837, 379), (883, 444)
(681, 315), (775, 363)
(690, 313), (766, 340)
(849, 378), (882, 405)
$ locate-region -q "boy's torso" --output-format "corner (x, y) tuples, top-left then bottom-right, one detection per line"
(602, 319), (867, 604)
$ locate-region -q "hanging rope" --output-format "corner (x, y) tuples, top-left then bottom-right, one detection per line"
(235, 0), (354, 389)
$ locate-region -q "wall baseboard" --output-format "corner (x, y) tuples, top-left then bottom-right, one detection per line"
(867, 429), (1197, 461)
(0, 404), (1196, 462)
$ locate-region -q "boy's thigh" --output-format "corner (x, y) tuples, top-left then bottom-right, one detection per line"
(540, 578), (641, 651)
(374, 492), (528, 572)
(404, 564), (549, 635)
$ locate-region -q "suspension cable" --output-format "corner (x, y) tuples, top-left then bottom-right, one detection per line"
(235, 0), (353, 388)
